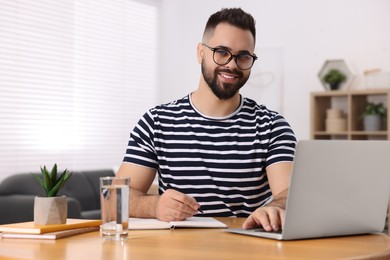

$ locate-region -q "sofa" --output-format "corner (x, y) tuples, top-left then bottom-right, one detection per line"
(0, 169), (115, 224)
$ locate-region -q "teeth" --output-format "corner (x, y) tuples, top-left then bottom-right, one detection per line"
(220, 74), (235, 79)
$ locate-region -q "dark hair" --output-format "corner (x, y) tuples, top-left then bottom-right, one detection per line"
(203, 8), (256, 43)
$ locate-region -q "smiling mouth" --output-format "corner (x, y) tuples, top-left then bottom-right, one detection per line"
(219, 71), (240, 83)
(220, 73), (237, 79)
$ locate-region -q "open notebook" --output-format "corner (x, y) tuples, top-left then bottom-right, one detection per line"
(225, 140), (390, 240)
(128, 217), (227, 230)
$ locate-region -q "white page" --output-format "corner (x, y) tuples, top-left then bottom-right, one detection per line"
(128, 217), (227, 230)
(128, 218), (172, 230)
(171, 217), (227, 228)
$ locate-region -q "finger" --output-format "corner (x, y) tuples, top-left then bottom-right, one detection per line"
(156, 193), (194, 221)
(254, 209), (272, 231)
(168, 198), (198, 217)
(243, 209), (272, 231)
(163, 190), (200, 220)
(168, 189), (200, 212)
(280, 209), (286, 230)
(267, 208), (282, 231)
(259, 216), (272, 232)
(242, 214), (259, 229)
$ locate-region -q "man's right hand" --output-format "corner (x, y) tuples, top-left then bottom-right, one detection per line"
(155, 189), (200, 221)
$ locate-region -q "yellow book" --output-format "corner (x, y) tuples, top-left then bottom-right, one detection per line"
(0, 219), (102, 234)
(0, 226), (100, 240)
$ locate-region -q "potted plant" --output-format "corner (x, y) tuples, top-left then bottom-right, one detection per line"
(322, 69), (347, 90)
(32, 164), (72, 225)
(362, 102), (387, 131)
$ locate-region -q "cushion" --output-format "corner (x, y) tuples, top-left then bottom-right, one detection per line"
(0, 174), (44, 196)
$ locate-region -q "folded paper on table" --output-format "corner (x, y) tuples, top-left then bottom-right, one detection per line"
(128, 217), (227, 230)
(0, 226), (100, 240)
(0, 219), (102, 234)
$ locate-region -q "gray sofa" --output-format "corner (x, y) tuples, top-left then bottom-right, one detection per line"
(0, 169), (115, 224)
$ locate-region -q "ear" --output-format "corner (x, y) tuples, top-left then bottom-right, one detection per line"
(197, 43), (203, 64)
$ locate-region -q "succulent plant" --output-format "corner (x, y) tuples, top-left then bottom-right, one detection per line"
(362, 102), (386, 118)
(32, 164), (72, 197)
(323, 69), (346, 90)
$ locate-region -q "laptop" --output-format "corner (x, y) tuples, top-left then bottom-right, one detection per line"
(225, 140), (390, 240)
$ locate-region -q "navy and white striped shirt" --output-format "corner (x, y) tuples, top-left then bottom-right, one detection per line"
(123, 94), (296, 217)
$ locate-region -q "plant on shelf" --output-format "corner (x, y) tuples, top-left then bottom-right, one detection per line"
(362, 102), (386, 118)
(322, 69), (346, 90)
(31, 164), (72, 225)
(362, 102), (387, 131)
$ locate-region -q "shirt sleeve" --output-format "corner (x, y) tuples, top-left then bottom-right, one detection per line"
(123, 110), (159, 169)
(265, 113), (297, 168)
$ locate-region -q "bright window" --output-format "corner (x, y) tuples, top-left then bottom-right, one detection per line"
(0, 0), (158, 179)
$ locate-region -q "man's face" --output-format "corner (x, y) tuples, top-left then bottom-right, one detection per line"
(200, 23), (255, 100)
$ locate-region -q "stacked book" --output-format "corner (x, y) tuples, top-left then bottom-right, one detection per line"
(0, 219), (101, 240)
(325, 108), (346, 132)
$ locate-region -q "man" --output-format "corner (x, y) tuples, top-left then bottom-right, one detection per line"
(117, 7), (296, 232)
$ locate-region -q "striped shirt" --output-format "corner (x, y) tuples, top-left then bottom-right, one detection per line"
(123, 94), (296, 217)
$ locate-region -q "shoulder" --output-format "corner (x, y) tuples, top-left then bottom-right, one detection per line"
(241, 97), (295, 137)
(241, 97), (280, 118)
(150, 95), (191, 114)
(141, 95), (195, 126)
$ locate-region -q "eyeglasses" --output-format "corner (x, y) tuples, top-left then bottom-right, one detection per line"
(202, 43), (258, 70)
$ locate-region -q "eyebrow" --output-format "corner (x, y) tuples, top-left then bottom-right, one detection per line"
(214, 45), (252, 55)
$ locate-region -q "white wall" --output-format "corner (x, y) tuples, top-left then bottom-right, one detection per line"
(158, 0), (390, 140)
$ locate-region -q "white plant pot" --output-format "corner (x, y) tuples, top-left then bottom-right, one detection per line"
(363, 115), (381, 131)
(34, 196), (68, 225)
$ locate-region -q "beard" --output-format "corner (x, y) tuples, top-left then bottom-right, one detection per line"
(201, 60), (250, 100)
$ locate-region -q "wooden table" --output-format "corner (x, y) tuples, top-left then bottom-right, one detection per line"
(1, 218), (390, 260)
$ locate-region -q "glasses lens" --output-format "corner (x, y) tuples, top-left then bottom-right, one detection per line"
(236, 54), (254, 70)
(213, 49), (232, 65)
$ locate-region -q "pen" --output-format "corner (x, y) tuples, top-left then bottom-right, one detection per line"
(166, 184), (204, 214)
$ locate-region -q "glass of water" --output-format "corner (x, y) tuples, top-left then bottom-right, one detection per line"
(100, 176), (130, 240)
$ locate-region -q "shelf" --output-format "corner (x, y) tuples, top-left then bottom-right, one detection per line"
(350, 131), (388, 135)
(313, 131), (349, 135)
(311, 89), (390, 140)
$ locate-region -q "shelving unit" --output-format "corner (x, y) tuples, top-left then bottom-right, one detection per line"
(311, 88), (390, 140)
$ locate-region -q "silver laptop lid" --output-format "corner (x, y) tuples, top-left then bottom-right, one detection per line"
(282, 140), (390, 240)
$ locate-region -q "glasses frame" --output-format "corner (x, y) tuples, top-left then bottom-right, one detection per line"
(202, 43), (258, 70)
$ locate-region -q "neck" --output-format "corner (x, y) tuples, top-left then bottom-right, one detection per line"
(191, 78), (241, 118)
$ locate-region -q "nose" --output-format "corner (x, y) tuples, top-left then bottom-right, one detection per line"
(224, 55), (239, 69)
